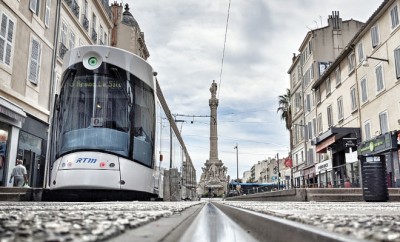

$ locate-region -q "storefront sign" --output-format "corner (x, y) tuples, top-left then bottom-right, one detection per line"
(315, 159), (332, 173)
(358, 132), (397, 156)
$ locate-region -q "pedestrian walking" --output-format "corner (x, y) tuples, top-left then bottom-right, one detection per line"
(9, 159), (28, 187)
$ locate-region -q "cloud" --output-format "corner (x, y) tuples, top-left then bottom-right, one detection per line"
(126, 0), (382, 182)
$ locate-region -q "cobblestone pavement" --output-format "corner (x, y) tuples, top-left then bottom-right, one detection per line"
(0, 201), (203, 242)
(219, 201), (400, 242)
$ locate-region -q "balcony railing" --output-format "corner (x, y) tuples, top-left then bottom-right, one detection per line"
(59, 43), (68, 59)
(91, 29), (97, 43)
(64, 0), (72, 7)
(64, 0), (79, 19)
(82, 14), (89, 32)
(72, 1), (80, 18)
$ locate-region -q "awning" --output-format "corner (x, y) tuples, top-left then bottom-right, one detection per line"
(313, 127), (360, 153)
(0, 97), (26, 122)
(316, 136), (336, 153)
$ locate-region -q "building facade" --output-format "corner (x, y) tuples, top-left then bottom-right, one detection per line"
(288, 11), (365, 187)
(311, 0), (400, 188)
(0, 0), (59, 187)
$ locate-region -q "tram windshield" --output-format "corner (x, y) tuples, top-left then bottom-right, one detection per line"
(54, 63), (155, 167)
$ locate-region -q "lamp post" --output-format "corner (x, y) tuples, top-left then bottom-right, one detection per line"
(277, 153), (280, 190)
(234, 143), (238, 187)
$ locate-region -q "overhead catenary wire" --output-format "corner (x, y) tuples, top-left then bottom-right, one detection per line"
(217, 0), (231, 99)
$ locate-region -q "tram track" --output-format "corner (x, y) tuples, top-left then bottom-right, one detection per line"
(112, 201), (368, 242)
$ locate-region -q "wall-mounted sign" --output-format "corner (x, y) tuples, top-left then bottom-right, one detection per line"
(358, 132), (397, 156)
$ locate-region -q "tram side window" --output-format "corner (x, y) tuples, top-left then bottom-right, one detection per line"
(132, 81), (155, 167)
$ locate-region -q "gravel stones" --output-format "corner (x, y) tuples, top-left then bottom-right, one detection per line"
(220, 201), (400, 242)
(0, 201), (202, 241)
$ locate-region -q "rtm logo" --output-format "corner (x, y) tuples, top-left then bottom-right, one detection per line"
(76, 158), (97, 163)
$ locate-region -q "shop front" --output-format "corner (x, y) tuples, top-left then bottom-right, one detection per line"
(313, 127), (361, 188)
(0, 97), (26, 187)
(315, 159), (333, 187)
(358, 131), (399, 188)
(302, 165), (316, 187)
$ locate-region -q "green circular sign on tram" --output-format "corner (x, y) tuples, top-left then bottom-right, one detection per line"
(88, 57), (98, 66)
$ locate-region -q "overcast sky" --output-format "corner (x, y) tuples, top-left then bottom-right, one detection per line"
(124, 0), (382, 182)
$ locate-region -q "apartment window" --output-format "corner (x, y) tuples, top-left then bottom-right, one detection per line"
(335, 67), (341, 86)
(306, 94), (311, 112)
(28, 37), (41, 84)
(371, 25), (380, 48)
(357, 42), (364, 64)
(350, 85), (357, 111)
(364, 121), (371, 140)
(295, 92), (302, 112)
(327, 105), (333, 127)
(379, 111), (389, 134)
(325, 77), (331, 96)
(0, 13), (14, 66)
(310, 63), (314, 80)
(92, 13), (97, 32)
(348, 52), (355, 72)
(104, 33), (108, 45)
(69, 31), (75, 50)
(83, 0), (88, 16)
(61, 22), (67, 46)
(395, 48), (400, 79)
(99, 25), (104, 44)
(317, 113), (323, 134)
(390, 4), (399, 29)
(308, 149), (314, 165)
(29, 0), (39, 15)
(44, 0), (51, 27)
(312, 118), (316, 138)
(308, 121), (312, 140)
(297, 66), (302, 82)
(337, 96), (344, 121)
(360, 77), (368, 103)
(375, 64), (385, 93)
(300, 121), (304, 140)
(315, 88), (321, 104)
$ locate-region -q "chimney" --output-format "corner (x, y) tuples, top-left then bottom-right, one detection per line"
(292, 53), (297, 63)
(327, 11), (342, 29)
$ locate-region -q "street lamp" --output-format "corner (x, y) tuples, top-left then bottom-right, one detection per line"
(362, 56), (389, 67)
(234, 143), (238, 187)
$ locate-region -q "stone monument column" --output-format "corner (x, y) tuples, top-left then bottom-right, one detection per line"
(209, 80), (219, 163)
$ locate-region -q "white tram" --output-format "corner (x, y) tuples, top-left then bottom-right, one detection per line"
(47, 45), (161, 200)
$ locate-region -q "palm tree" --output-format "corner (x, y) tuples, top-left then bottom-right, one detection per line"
(277, 88), (292, 151)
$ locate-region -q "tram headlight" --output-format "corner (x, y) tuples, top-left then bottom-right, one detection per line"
(83, 52), (102, 70)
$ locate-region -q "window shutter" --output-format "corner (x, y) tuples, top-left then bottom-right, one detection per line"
(395, 48), (400, 79)
(45, 0), (51, 27)
(0, 14), (14, 66)
(30, 0), (38, 13)
(29, 39), (41, 84)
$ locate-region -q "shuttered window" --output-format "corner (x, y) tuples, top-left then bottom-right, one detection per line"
(371, 25), (379, 48)
(0, 13), (14, 66)
(29, 0), (39, 15)
(375, 64), (384, 93)
(391, 5), (399, 29)
(28, 38), (41, 84)
(395, 48), (400, 79)
(45, 0), (51, 27)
